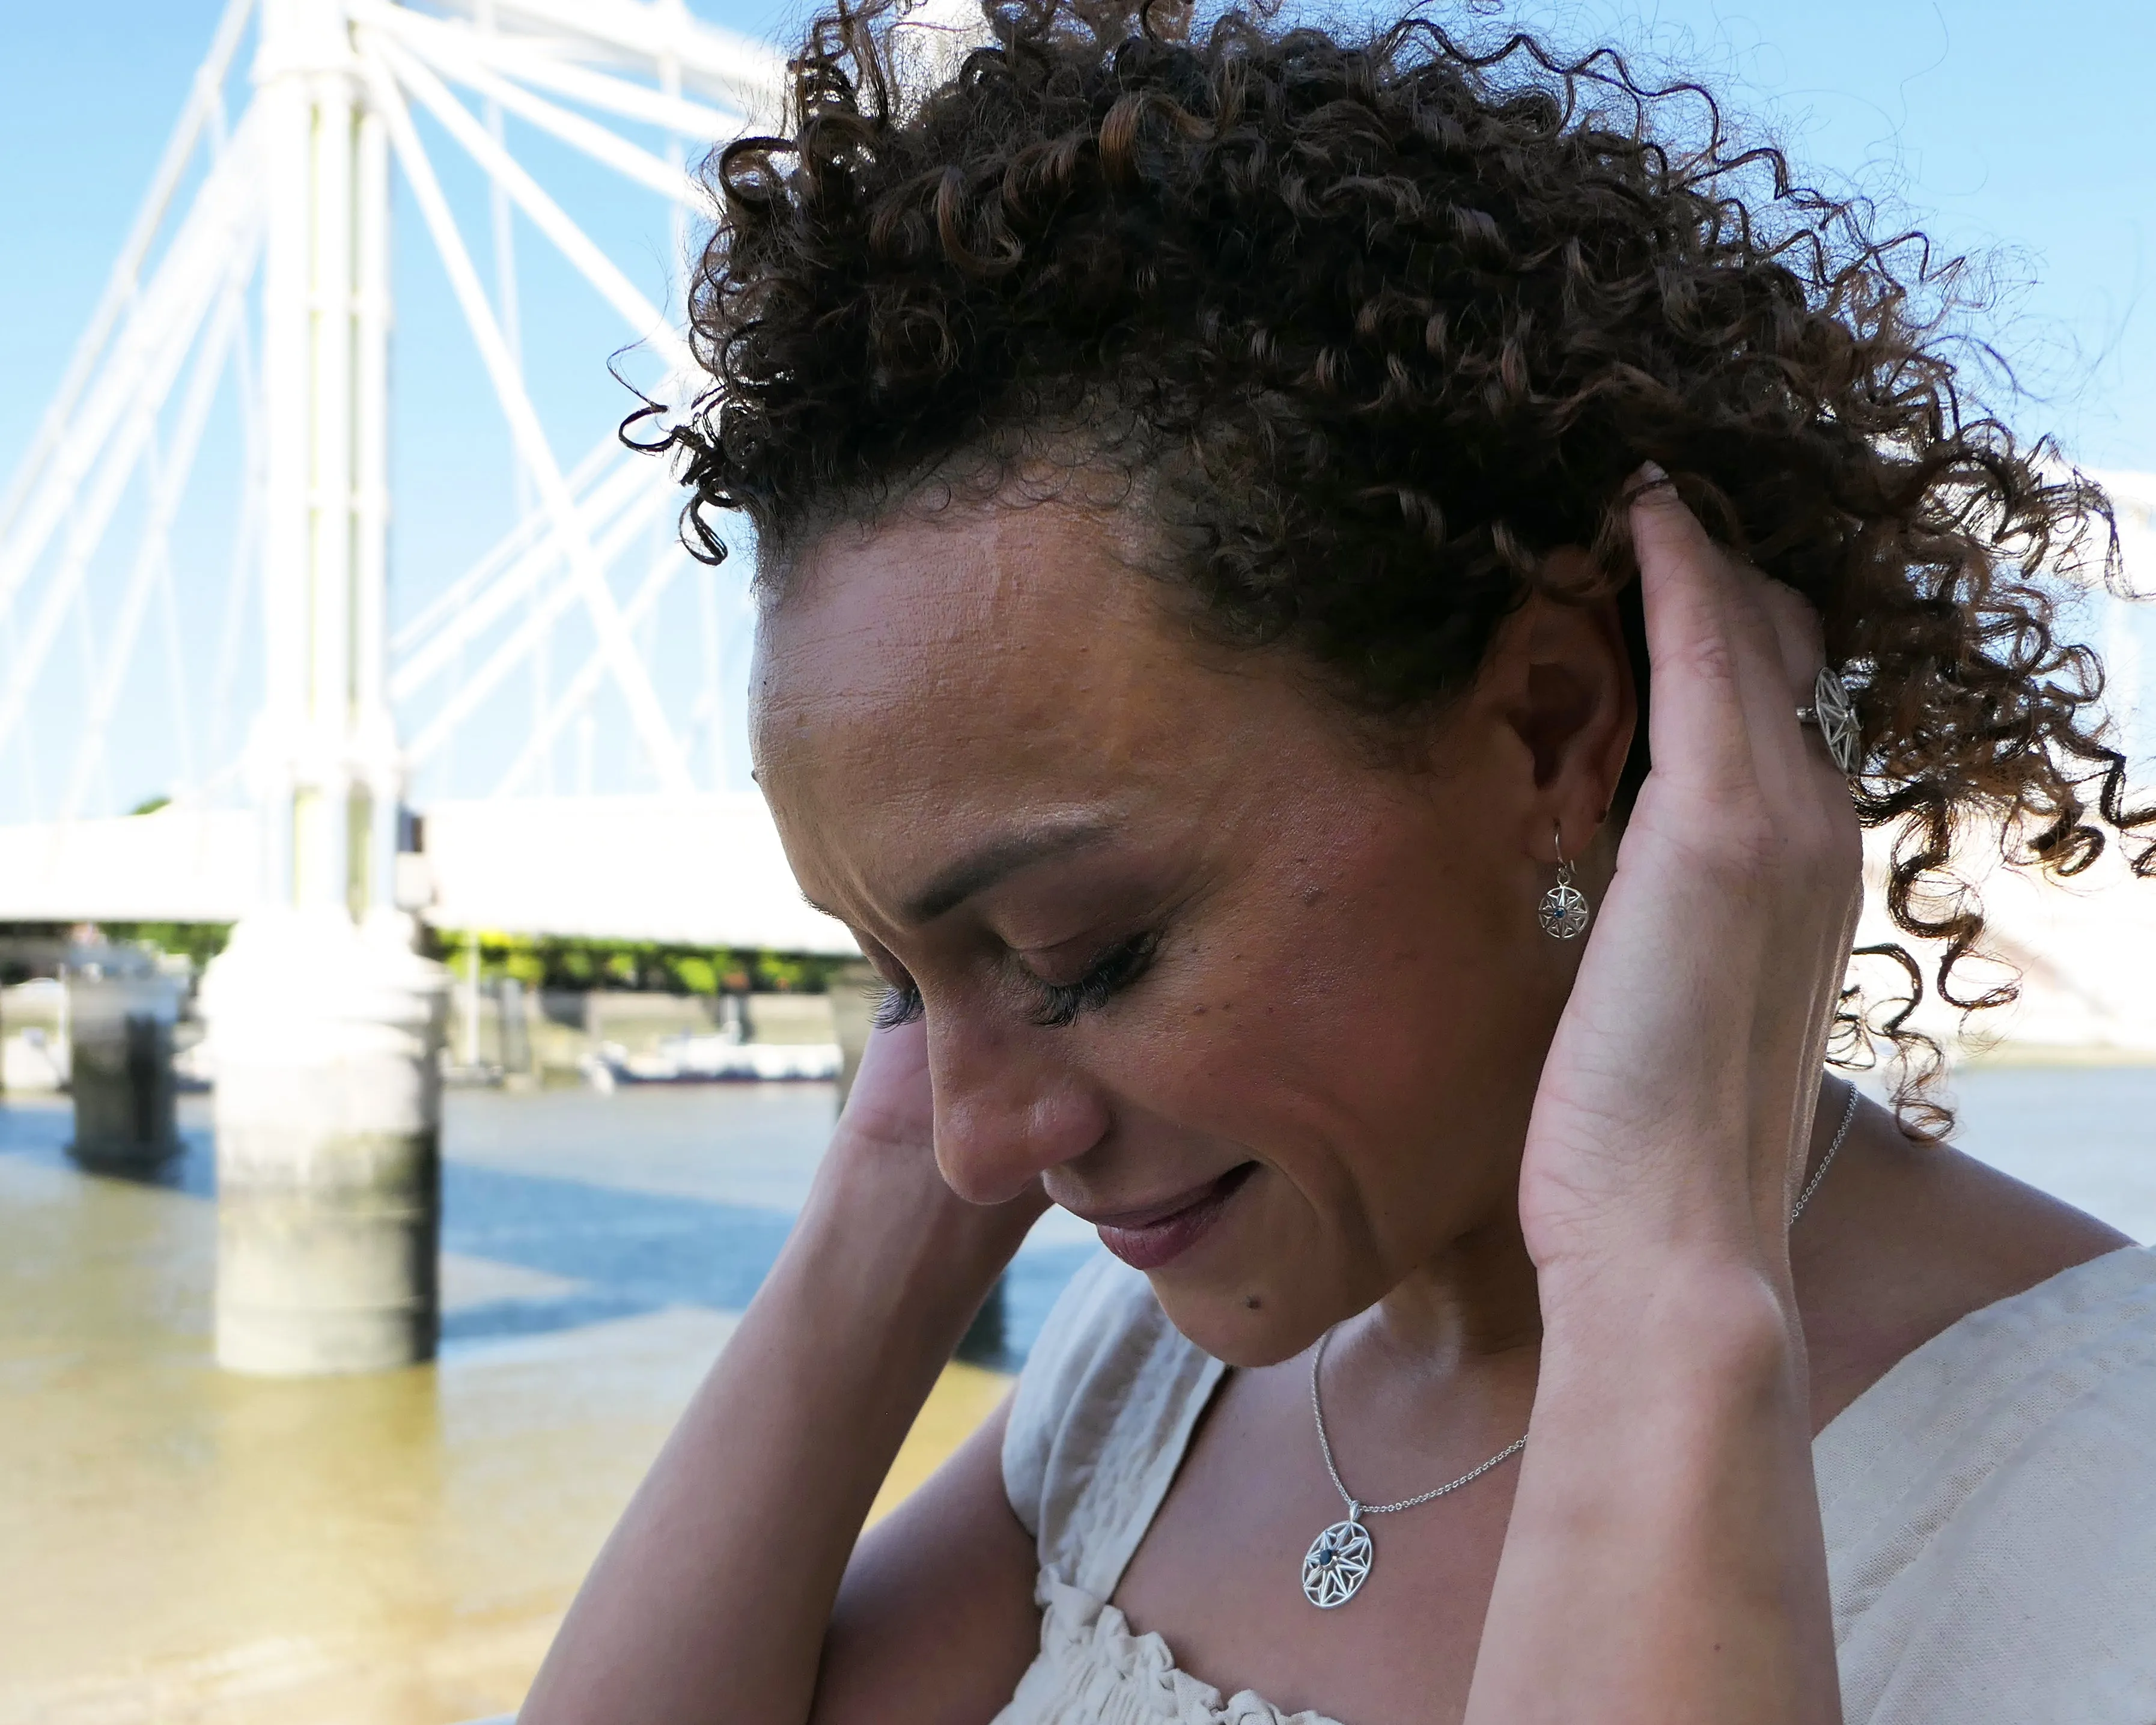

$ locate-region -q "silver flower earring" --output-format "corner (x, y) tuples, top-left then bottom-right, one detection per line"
(1538, 822), (1591, 940)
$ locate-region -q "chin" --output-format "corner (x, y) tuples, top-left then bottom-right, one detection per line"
(1142, 1264), (1345, 1369)
(1088, 1163), (1386, 1364)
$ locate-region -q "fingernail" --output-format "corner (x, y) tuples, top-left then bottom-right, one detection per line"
(1638, 460), (1669, 483)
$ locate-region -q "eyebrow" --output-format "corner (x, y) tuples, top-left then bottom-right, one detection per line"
(895, 821), (1118, 925)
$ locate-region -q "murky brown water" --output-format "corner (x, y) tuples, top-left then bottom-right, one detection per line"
(5, 1063), (2147, 1725)
(0, 1091), (1010, 1725)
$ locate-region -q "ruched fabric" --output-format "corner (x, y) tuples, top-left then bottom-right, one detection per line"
(997, 1245), (2156, 1725)
(993, 1572), (1338, 1725)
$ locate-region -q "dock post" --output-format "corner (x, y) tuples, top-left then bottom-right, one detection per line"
(66, 949), (183, 1172)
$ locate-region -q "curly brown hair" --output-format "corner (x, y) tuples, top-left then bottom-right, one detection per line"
(635, 0), (2155, 1132)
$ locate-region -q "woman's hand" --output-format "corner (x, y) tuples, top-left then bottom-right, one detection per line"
(522, 1015), (1044, 1725)
(828, 1015), (1050, 1272)
(1518, 472), (1864, 1287)
(1466, 470), (1856, 1725)
(836, 1009), (940, 1155)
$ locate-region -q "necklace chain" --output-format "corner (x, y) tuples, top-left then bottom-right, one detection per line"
(1789, 1079), (1859, 1224)
(1307, 1077), (1861, 1521)
(1308, 1326), (1526, 1516)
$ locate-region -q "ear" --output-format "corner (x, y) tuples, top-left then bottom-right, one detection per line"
(1477, 558), (1637, 862)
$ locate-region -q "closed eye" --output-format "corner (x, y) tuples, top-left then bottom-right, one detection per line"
(872, 979), (924, 1029)
(1028, 930), (1159, 1029)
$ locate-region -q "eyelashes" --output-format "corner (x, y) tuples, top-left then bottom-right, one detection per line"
(1026, 930), (1160, 1029)
(872, 979), (925, 1029)
(867, 930), (1161, 1033)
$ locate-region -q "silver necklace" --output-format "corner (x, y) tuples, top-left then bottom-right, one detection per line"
(1790, 1079), (1859, 1223)
(1299, 1078), (1861, 1609)
(1302, 1328), (1525, 1608)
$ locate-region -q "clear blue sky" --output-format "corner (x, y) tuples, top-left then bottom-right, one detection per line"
(7, 0), (2149, 470)
(2, 1), (2152, 816)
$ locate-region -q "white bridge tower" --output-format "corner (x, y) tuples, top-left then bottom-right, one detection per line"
(0, 0), (782, 1372)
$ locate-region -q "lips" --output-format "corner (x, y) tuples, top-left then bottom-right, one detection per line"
(1088, 1163), (1256, 1271)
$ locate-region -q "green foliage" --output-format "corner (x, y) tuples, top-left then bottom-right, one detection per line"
(502, 949), (546, 989)
(100, 922), (233, 968)
(757, 952), (818, 993)
(671, 955), (719, 996)
(0, 919), (844, 996)
(424, 929), (847, 994)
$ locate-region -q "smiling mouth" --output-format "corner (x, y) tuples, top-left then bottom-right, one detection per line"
(1087, 1163), (1257, 1271)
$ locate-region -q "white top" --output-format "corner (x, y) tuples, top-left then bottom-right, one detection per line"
(998, 1245), (2156, 1725)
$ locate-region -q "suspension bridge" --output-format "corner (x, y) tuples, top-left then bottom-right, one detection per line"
(0, 0), (848, 952)
(2, 0), (2154, 957)
(3, 0), (2155, 1381)
(0, 0), (871, 1377)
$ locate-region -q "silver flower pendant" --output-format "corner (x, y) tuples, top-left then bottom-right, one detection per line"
(1538, 880), (1590, 939)
(1301, 1517), (1373, 1608)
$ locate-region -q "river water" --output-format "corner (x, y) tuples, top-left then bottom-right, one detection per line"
(1, 1063), (2149, 1725)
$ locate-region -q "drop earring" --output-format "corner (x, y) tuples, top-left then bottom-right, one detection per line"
(1538, 822), (1591, 940)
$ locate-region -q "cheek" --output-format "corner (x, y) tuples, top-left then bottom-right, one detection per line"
(1076, 814), (1552, 1364)
(1151, 829), (1521, 1127)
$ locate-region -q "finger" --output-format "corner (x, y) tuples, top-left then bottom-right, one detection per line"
(1748, 574), (1831, 764)
(1629, 467), (1774, 797)
(1747, 574), (1825, 698)
(1729, 569), (1862, 819)
(1747, 571), (1863, 890)
(1725, 566), (1863, 1005)
(1717, 564), (1827, 808)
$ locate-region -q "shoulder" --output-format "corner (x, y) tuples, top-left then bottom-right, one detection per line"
(1002, 1251), (1227, 1599)
(1819, 1245), (2156, 1723)
(1005, 1250), (1176, 1513)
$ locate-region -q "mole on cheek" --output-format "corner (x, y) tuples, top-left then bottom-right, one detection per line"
(1244, 1295), (1262, 1310)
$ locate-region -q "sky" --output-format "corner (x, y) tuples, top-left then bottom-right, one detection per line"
(1502, 0), (2156, 468)
(2, 0), (2152, 818)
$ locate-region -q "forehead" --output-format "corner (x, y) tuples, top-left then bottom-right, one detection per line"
(749, 502), (1345, 914)
(755, 504), (1211, 791)
(766, 499), (1173, 689)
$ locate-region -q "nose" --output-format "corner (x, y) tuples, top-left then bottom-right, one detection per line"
(928, 1012), (1109, 1206)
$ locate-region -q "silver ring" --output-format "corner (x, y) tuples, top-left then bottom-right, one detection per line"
(1796, 665), (1860, 775)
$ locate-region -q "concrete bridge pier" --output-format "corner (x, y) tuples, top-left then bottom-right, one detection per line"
(194, 0), (453, 1376)
(201, 910), (448, 1375)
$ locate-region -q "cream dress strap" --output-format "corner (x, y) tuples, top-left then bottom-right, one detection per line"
(997, 1243), (2156, 1725)
(996, 1251), (1341, 1725)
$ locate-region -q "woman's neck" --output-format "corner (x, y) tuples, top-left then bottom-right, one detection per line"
(1364, 1211), (1545, 1377)
(1342, 1075), (1857, 1404)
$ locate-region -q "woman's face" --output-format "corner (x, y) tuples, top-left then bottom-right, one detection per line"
(752, 499), (1630, 1364)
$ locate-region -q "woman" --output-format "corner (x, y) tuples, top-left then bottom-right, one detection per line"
(523, 4), (2156, 1721)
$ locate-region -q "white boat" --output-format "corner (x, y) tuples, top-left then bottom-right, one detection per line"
(583, 1032), (842, 1089)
